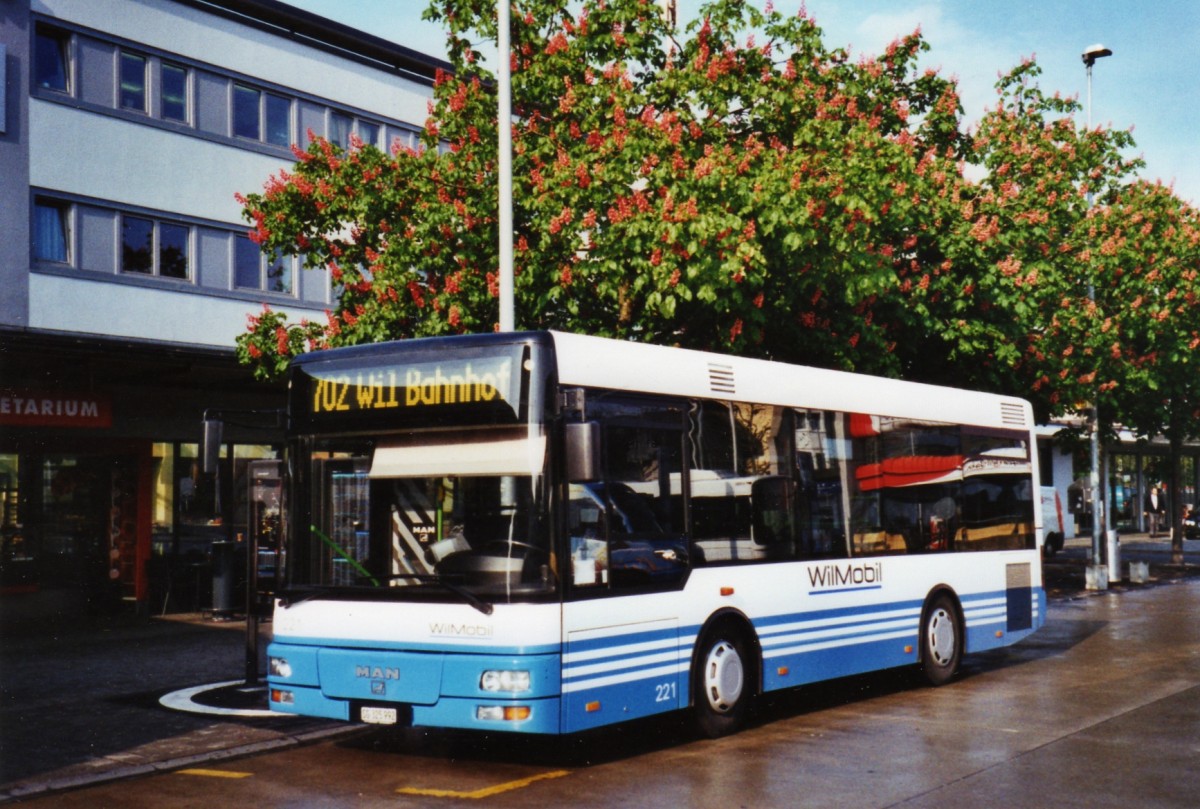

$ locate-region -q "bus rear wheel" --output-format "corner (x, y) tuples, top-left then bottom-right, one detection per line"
(919, 594), (962, 687)
(692, 626), (753, 738)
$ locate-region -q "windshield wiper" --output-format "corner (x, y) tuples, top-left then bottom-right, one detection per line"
(310, 524), (379, 586)
(276, 587), (318, 608)
(379, 573), (494, 615)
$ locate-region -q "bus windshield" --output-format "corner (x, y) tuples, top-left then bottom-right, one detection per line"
(289, 428), (555, 604)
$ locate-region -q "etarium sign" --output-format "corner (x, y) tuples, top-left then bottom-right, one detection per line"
(0, 390), (112, 428)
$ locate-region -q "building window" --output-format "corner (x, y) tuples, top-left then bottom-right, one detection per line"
(33, 198), (71, 262)
(358, 120), (380, 148)
(266, 252), (293, 293)
(34, 27), (71, 93)
(234, 236), (261, 288)
(122, 215), (190, 279)
(389, 127), (417, 154)
(233, 84), (260, 140)
(122, 216), (154, 273)
(159, 223), (190, 279)
(265, 93), (291, 146)
(119, 51), (147, 112)
(161, 63), (189, 123)
(330, 112), (352, 148)
(235, 235), (292, 295)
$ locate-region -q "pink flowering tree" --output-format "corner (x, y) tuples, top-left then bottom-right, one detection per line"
(1090, 181), (1200, 559)
(915, 60), (1200, 555)
(909, 60), (1144, 417)
(235, 0), (966, 378)
(233, 3), (1200, 546)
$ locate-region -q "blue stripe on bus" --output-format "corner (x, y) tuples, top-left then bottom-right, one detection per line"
(565, 624), (680, 654)
(810, 584), (883, 595)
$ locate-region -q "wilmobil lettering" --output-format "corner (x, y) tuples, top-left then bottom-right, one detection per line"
(808, 562), (883, 590)
(429, 622), (494, 638)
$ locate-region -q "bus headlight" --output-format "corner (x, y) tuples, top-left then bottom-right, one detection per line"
(476, 705), (532, 722)
(269, 656), (292, 678)
(480, 669), (531, 693)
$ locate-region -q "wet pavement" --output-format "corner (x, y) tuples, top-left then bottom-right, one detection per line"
(1, 533), (1197, 804)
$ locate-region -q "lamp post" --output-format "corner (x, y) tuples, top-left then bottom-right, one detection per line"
(497, 1), (514, 332)
(1081, 43), (1111, 578)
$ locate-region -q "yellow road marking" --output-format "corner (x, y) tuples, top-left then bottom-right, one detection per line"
(176, 768), (253, 779)
(397, 769), (570, 799)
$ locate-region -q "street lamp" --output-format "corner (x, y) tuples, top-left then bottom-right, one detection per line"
(1081, 43), (1111, 579)
(497, 1), (514, 332)
(1082, 44), (1112, 129)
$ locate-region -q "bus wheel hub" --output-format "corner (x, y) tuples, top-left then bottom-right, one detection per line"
(703, 640), (744, 713)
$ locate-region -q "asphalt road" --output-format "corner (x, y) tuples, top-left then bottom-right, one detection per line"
(3, 550), (1198, 807)
(4, 576), (1195, 806)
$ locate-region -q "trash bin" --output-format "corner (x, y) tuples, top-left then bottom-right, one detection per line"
(1106, 529), (1121, 583)
(211, 540), (243, 618)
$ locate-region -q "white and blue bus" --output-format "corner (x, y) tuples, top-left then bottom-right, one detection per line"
(267, 331), (1045, 737)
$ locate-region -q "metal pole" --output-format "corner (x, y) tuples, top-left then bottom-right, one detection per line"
(497, 1), (514, 332)
(1081, 45), (1112, 577)
(245, 529), (258, 685)
(1085, 58), (1102, 566)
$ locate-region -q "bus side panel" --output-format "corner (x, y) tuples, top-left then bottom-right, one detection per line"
(962, 575), (1046, 654)
(560, 610), (687, 734)
(687, 552), (1044, 696)
(754, 600), (924, 692)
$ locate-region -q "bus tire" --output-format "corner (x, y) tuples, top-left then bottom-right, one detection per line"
(919, 593), (962, 687)
(692, 622), (754, 738)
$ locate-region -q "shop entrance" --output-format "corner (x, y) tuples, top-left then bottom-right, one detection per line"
(0, 449), (146, 609)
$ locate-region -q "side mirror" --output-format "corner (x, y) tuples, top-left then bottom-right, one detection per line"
(751, 475), (795, 547)
(202, 418), (224, 474)
(565, 422), (600, 483)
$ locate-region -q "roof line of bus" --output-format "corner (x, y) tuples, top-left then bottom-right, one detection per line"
(544, 331), (1033, 431)
(290, 330), (1033, 431)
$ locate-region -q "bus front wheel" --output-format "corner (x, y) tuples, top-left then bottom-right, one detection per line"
(919, 594), (962, 687)
(692, 625), (753, 738)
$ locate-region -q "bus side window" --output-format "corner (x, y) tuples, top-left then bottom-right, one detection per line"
(794, 409), (848, 559)
(689, 402), (796, 564)
(588, 394), (690, 587)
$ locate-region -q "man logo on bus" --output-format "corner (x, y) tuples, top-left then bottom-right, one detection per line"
(356, 665), (400, 680)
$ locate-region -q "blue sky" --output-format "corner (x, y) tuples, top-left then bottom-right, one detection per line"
(288, 0), (1200, 206)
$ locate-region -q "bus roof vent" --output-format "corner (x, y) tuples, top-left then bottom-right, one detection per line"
(1000, 402), (1027, 427)
(708, 363), (736, 395)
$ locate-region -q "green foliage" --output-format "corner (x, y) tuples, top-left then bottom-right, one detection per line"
(234, 0), (1200, 456)
(236, 0), (966, 379)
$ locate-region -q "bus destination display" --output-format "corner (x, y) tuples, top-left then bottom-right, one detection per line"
(307, 355), (516, 417)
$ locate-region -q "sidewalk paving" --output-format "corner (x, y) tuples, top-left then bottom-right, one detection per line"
(1, 532), (1197, 803)
(1045, 530), (1200, 598)
(0, 605), (364, 803)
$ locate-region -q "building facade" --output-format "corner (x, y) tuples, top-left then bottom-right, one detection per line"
(0, 0), (447, 614)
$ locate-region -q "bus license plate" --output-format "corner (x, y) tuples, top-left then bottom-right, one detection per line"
(360, 705), (398, 725)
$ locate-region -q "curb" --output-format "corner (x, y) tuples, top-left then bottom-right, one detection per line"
(0, 722), (364, 803)
(159, 680), (283, 718)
